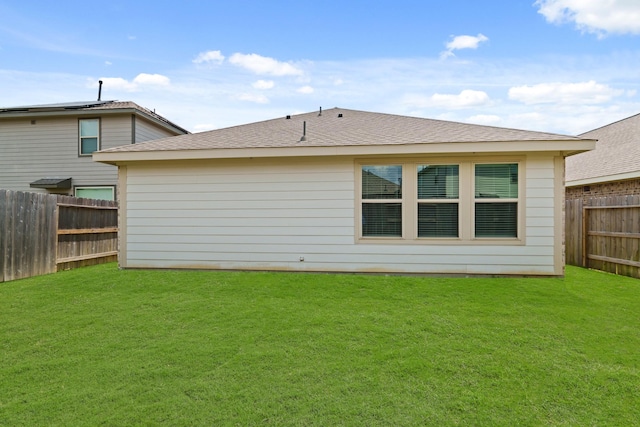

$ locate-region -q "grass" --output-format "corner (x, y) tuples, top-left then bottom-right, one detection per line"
(1, 264), (639, 426)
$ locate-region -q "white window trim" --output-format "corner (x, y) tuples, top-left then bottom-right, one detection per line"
(79, 118), (101, 156)
(74, 186), (115, 201)
(355, 157), (525, 245)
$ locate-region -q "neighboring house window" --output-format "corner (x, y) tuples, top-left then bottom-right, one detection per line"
(361, 165), (403, 237)
(474, 163), (518, 238)
(417, 165), (459, 238)
(357, 160), (522, 243)
(75, 186), (115, 201)
(79, 118), (100, 155)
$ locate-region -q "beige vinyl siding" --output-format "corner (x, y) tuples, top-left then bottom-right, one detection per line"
(121, 154), (562, 275)
(135, 117), (179, 143)
(524, 155), (557, 242)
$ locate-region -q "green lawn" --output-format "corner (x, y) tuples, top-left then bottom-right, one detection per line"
(1, 264), (638, 426)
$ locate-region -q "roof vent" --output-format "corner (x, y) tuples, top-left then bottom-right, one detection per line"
(318, 106), (322, 116)
(299, 121), (307, 142)
(97, 80), (103, 101)
(286, 115), (291, 119)
(338, 113), (343, 118)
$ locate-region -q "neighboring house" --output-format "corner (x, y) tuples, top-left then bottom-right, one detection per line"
(566, 112), (640, 201)
(0, 100), (189, 200)
(94, 108), (594, 276)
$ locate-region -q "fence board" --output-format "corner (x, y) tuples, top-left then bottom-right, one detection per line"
(566, 195), (640, 278)
(56, 195), (118, 272)
(0, 190), (117, 282)
(565, 197), (582, 266)
(0, 190), (7, 282)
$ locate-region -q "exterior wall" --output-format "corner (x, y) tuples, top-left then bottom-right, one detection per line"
(119, 153), (562, 275)
(566, 178), (640, 202)
(0, 115), (130, 194)
(135, 116), (179, 143)
(0, 113), (182, 196)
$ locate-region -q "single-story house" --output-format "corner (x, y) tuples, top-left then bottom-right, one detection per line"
(566, 112), (640, 201)
(94, 108), (595, 276)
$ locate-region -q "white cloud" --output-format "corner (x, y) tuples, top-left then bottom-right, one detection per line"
(95, 73), (170, 92)
(236, 93), (270, 104)
(97, 77), (137, 91)
(229, 53), (303, 76)
(297, 85), (314, 94)
(535, 0), (640, 36)
(405, 89), (489, 109)
(252, 79), (275, 89)
(133, 73), (170, 86)
(193, 50), (225, 65)
(441, 33), (489, 58)
(508, 81), (623, 104)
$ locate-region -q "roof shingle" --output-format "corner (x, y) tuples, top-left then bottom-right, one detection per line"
(566, 112), (640, 183)
(100, 107), (583, 154)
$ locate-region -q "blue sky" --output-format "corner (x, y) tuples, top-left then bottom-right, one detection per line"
(1, 0), (640, 134)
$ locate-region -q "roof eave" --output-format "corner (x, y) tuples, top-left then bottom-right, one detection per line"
(126, 109), (190, 135)
(94, 139), (596, 165)
(566, 170), (640, 187)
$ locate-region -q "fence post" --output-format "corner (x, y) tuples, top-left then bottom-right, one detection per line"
(0, 190), (6, 282)
(582, 206), (588, 269)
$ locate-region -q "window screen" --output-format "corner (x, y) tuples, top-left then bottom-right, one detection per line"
(75, 187), (115, 201)
(362, 166), (402, 237)
(475, 164), (518, 238)
(418, 165), (459, 237)
(79, 119), (100, 155)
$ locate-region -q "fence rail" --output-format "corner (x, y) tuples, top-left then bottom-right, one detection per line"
(566, 195), (640, 278)
(1, 190), (118, 282)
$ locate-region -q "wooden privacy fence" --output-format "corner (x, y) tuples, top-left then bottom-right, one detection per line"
(566, 195), (640, 278)
(0, 190), (118, 282)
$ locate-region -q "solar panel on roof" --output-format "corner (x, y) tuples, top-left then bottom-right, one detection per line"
(0, 100), (114, 112)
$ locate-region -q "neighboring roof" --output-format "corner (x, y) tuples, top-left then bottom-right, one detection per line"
(0, 100), (114, 112)
(30, 177), (72, 189)
(566, 112), (640, 186)
(0, 100), (189, 135)
(94, 108), (594, 164)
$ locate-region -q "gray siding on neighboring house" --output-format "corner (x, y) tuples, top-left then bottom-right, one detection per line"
(1, 100), (188, 198)
(135, 117), (177, 143)
(0, 115), (131, 193)
(0, 111), (171, 194)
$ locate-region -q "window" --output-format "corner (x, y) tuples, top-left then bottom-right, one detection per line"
(417, 165), (459, 238)
(75, 186), (115, 201)
(361, 165), (403, 237)
(79, 118), (100, 155)
(474, 164), (518, 238)
(357, 159), (522, 243)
